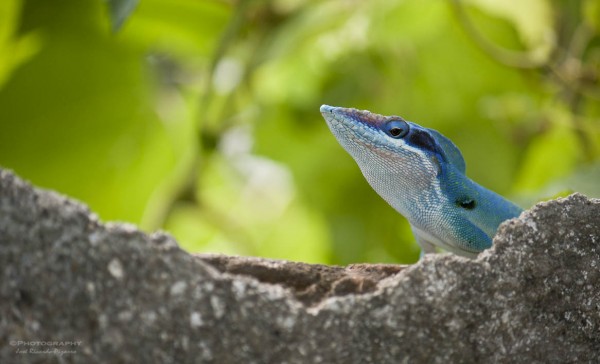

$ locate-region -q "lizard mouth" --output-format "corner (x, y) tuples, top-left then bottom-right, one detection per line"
(320, 105), (407, 159)
(320, 105), (380, 146)
(320, 105), (389, 130)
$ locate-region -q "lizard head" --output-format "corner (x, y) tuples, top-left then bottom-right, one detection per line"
(319, 105), (466, 191)
(320, 104), (481, 254)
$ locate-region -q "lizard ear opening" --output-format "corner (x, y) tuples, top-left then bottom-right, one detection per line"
(456, 197), (476, 210)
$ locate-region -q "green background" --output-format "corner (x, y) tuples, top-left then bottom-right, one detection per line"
(1, 0), (599, 264)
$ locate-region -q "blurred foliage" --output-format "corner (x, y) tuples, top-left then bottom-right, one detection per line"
(105, 0), (139, 32)
(0, 0), (599, 264)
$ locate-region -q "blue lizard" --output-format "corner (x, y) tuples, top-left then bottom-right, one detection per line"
(320, 105), (523, 258)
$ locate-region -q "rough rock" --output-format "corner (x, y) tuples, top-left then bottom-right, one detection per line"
(197, 254), (406, 307)
(1, 168), (600, 363)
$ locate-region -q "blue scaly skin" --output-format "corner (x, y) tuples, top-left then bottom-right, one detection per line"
(320, 105), (523, 258)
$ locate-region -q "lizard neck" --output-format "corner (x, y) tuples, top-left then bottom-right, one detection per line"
(438, 165), (523, 239)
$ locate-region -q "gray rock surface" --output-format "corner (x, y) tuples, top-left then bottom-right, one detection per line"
(1, 168), (600, 363)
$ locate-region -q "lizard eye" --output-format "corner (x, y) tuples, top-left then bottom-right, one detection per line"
(456, 197), (476, 210)
(385, 120), (409, 139)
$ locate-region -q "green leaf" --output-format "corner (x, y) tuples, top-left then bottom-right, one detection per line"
(120, 0), (230, 57)
(0, 0), (41, 89)
(466, 0), (555, 63)
(105, 0), (139, 32)
(0, 0), (177, 224)
(583, 0), (600, 32)
(514, 122), (581, 192)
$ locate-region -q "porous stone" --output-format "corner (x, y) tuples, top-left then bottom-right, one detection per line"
(1, 168), (599, 363)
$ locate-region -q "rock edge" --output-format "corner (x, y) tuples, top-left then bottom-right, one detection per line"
(1, 168), (600, 363)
